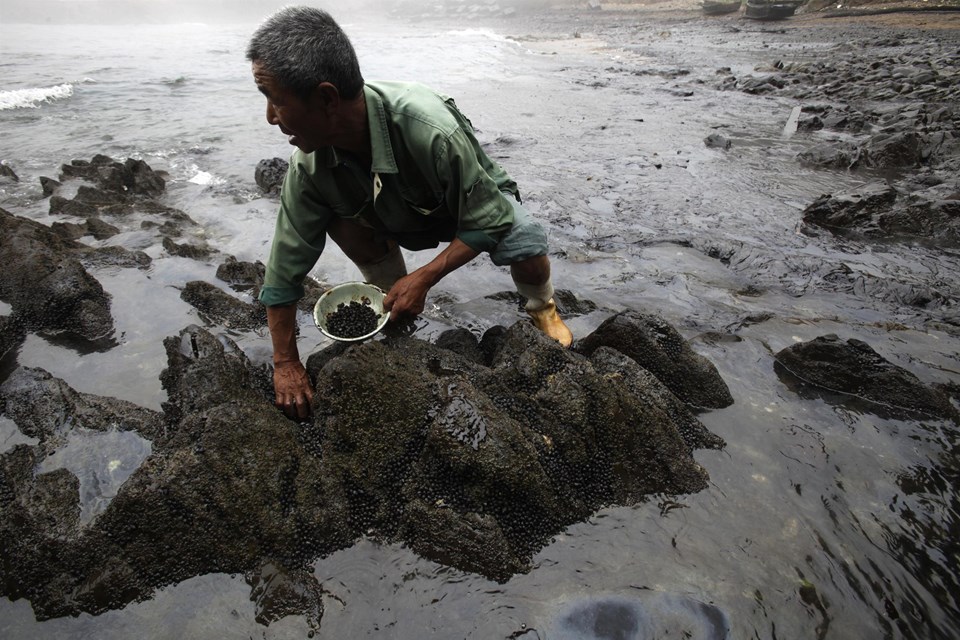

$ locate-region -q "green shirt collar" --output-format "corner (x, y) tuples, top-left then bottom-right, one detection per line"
(317, 85), (399, 174)
(364, 85), (399, 175)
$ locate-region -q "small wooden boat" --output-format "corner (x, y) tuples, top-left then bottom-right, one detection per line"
(701, 0), (742, 15)
(744, 0), (802, 19)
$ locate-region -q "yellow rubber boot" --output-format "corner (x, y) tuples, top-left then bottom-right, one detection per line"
(527, 299), (573, 347)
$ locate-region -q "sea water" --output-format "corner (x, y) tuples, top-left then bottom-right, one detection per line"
(1, 10), (959, 640)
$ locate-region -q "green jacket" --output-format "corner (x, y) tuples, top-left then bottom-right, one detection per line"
(259, 81), (520, 307)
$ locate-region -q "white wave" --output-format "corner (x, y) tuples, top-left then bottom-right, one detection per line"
(444, 28), (514, 44)
(0, 83), (73, 110)
(188, 170), (216, 185)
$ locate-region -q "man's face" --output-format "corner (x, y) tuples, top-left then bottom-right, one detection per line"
(252, 61), (327, 153)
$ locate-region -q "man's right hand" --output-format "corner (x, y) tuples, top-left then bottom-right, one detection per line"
(273, 359), (313, 420)
(267, 303), (313, 420)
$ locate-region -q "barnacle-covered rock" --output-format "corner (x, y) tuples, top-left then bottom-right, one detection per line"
(0, 315), (729, 623)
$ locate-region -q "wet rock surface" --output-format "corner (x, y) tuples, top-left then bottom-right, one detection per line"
(802, 181), (960, 242)
(254, 157), (288, 195)
(577, 311), (735, 410)
(0, 207), (115, 341)
(211, 256), (324, 314)
(0, 366), (166, 445)
(43, 155), (200, 243)
(0, 316), (26, 361)
(50, 216), (121, 241)
(720, 33), (960, 246)
(774, 334), (958, 420)
(0, 163), (19, 183)
(0, 314), (725, 621)
(179, 281), (268, 331)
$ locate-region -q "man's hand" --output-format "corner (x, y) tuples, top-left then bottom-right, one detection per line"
(383, 271), (432, 320)
(267, 303), (312, 419)
(273, 359), (313, 420)
(382, 238), (480, 321)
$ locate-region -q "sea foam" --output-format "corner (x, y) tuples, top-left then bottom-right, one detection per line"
(0, 83), (73, 110)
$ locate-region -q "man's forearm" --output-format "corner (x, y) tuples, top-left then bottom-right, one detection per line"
(266, 303), (301, 363)
(383, 238), (480, 319)
(416, 237), (479, 285)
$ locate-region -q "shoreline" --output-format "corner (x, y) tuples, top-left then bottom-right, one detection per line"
(533, 1), (960, 30)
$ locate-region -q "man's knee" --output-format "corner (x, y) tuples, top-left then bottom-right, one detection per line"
(510, 254), (550, 284)
(490, 202), (549, 267)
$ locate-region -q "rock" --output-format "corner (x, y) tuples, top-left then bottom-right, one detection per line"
(0, 366), (165, 446)
(486, 288), (597, 317)
(39, 176), (60, 196)
(245, 562), (325, 631)
(0, 206), (114, 341)
(554, 288), (598, 316)
(255, 157), (288, 195)
(801, 182), (898, 233)
(51, 217), (120, 241)
(47, 156), (182, 223)
(141, 219), (184, 238)
(434, 327), (485, 365)
(162, 236), (214, 260)
(49, 221), (91, 241)
(80, 245), (152, 270)
(821, 109), (868, 133)
(797, 141), (861, 169)
(704, 133), (732, 150)
(862, 129), (921, 170)
(216, 256), (265, 289)
(49, 195), (98, 217)
(588, 347), (724, 451)
(58, 155), (165, 198)
(774, 334), (957, 420)
(0, 318), (725, 620)
(877, 196), (960, 243)
(85, 217), (122, 240)
(575, 311), (734, 410)
(212, 257), (321, 313)
(0, 315), (26, 361)
(736, 74), (787, 95)
(180, 280), (267, 331)
(0, 162), (18, 182)
(801, 182), (960, 245)
(797, 114), (824, 132)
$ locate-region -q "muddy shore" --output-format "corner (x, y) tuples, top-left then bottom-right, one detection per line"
(2, 5), (960, 638)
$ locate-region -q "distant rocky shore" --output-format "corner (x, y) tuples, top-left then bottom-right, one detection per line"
(718, 33), (960, 245)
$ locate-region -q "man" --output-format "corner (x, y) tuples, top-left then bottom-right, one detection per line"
(247, 6), (573, 419)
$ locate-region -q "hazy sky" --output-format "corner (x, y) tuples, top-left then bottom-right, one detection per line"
(0, 0), (389, 24)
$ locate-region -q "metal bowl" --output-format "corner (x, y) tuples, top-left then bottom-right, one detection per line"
(313, 281), (388, 342)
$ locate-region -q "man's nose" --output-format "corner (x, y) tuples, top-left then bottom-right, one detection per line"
(266, 103), (279, 125)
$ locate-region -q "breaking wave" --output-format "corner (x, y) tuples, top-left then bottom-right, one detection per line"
(0, 83), (73, 110)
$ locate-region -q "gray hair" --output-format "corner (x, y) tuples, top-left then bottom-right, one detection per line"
(246, 6), (364, 100)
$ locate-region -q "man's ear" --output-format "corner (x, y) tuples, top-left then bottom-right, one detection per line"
(312, 82), (341, 114)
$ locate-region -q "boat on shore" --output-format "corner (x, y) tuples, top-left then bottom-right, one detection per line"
(701, 0), (742, 15)
(744, 0), (803, 19)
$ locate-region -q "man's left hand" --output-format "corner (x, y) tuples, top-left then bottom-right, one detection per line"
(383, 271), (432, 320)
(381, 238), (480, 321)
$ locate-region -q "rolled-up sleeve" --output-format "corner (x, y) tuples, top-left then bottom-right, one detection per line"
(438, 127), (516, 253)
(258, 163), (333, 307)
